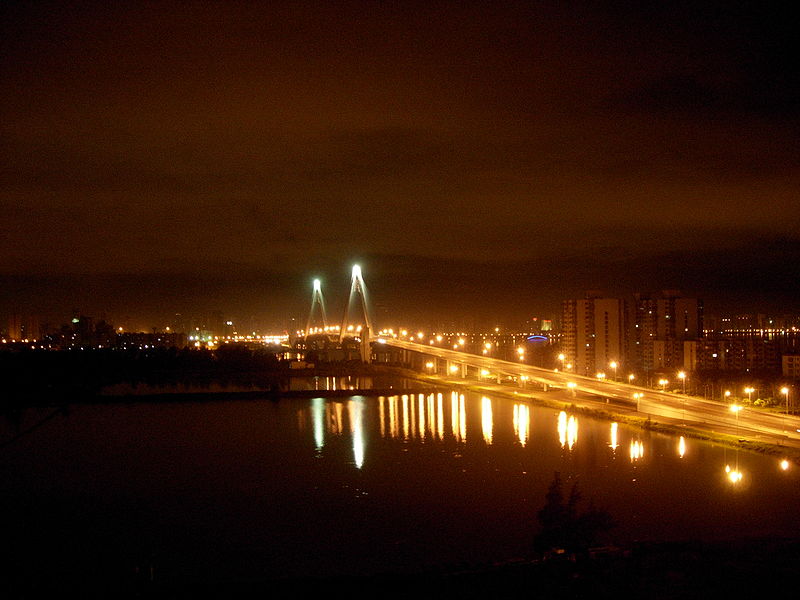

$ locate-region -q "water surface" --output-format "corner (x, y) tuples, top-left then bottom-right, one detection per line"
(2, 389), (798, 587)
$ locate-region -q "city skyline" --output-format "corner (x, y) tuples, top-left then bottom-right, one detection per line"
(2, 2), (798, 327)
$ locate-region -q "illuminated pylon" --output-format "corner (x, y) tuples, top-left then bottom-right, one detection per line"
(305, 278), (328, 334)
(340, 264), (373, 341)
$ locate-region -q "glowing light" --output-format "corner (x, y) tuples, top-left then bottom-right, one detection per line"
(481, 396), (493, 444)
(609, 422), (618, 450)
(352, 264), (362, 278)
(313, 278), (321, 292)
(727, 468), (743, 483)
(567, 415), (578, 449)
(450, 365), (459, 373)
(513, 403), (530, 446)
(678, 436), (686, 458)
(780, 459), (790, 471)
(312, 397), (325, 451)
(558, 411), (567, 447)
(630, 440), (644, 461)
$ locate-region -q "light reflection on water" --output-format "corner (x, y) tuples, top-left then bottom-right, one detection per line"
(3, 389), (800, 583)
(302, 390), (800, 545)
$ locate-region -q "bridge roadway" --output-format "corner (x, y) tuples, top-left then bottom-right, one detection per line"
(379, 338), (800, 450)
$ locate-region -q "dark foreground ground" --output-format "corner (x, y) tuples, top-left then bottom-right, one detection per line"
(7, 537), (799, 599)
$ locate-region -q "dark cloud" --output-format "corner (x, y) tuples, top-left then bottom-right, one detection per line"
(1, 1), (798, 327)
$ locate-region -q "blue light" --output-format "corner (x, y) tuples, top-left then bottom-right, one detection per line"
(527, 335), (548, 342)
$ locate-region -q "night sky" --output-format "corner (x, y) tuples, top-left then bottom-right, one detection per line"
(2, 1), (799, 330)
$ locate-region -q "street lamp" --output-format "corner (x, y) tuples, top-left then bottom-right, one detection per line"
(659, 378), (669, 392)
(610, 361), (618, 381)
(744, 386), (754, 404)
(781, 386), (790, 416)
(633, 392), (643, 412)
(628, 374), (635, 384)
(677, 371), (686, 394)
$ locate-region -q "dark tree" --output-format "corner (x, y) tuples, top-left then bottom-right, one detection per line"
(534, 471), (615, 555)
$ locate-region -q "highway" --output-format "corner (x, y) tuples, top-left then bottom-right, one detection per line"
(379, 338), (800, 449)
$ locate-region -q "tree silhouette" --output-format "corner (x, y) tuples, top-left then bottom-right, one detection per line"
(534, 472), (615, 555)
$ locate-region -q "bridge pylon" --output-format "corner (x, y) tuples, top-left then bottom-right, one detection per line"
(305, 278), (329, 335)
(339, 264), (373, 343)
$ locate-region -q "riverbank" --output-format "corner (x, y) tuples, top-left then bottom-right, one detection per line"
(394, 367), (800, 465)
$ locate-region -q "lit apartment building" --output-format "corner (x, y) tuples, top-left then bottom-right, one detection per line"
(561, 294), (627, 377)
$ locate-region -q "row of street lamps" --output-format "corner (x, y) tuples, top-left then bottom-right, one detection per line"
(479, 350), (790, 416)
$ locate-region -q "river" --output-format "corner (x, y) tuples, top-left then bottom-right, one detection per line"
(2, 385), (799, 590)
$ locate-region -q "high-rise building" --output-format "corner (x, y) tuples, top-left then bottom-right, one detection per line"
(630, 291), (703, 372)
(561, 294), (627, 377)
(8, 313), (22, 340)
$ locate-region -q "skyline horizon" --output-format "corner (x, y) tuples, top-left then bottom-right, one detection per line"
(4, 266), (798, 337)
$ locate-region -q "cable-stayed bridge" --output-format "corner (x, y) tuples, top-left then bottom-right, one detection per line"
(296, 264), (800, 449)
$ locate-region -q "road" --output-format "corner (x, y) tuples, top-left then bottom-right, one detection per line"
(379, 338), (800, 449)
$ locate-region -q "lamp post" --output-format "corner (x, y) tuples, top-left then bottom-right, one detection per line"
(677, 371), (686, 394)
(659, 378), (669, 392)
(610, 361), (618, 381)
(781, 387), (790, 416)
(744, 386), (754, 404)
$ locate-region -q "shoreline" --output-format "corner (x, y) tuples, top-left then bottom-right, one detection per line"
(5, 362), (799, 463)
(393, 367), (800, 464)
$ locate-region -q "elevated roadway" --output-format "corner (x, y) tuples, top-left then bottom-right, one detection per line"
(379, 337), (800, 449)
